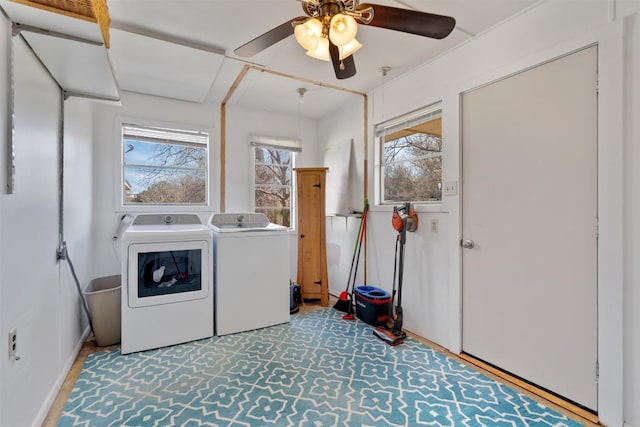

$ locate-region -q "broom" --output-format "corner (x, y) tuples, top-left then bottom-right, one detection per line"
(333, 210), (365, 312)
(333, 203), (367, 312)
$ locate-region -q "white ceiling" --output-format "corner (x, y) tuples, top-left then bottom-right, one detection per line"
(3, 0), (541, 118)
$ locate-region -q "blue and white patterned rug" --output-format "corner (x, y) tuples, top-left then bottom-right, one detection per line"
(58, 308), (584, 426)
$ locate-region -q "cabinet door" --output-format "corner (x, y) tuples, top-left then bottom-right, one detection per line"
(296, 168), (329, 306)
(297, 171), (324, 299)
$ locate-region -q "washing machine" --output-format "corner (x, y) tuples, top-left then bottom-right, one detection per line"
(121, 213), (213, 354)
(209, 213), (290, 336)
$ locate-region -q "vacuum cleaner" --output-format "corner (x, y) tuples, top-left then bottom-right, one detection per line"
(373, 203), (418, 346)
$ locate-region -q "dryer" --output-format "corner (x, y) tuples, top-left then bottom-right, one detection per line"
(121, 214), (213, 354)
(209, 213), (290, 336)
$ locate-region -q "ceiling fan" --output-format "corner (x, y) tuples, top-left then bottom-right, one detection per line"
(234, 0), (456, 80)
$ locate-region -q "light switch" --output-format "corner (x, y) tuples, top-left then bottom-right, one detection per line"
(443, 181), (458, 196)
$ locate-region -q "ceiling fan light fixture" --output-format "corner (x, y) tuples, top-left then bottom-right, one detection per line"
(305, 36), (331, 61)
(294, 18), (323, 51)
(329, 13), (358, 46)
(339, 38), (362, 60)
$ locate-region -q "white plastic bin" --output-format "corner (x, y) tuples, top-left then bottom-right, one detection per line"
(84, 275), (121, 346)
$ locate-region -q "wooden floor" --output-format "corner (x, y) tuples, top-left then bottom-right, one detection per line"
(42, 297), (599, 427)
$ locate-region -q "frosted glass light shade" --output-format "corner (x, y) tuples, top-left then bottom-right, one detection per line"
(306, 36), (330, 61)
(339, 38), (362, 60)
(294, 18), (323, 51)
(329, 14), (357, 46)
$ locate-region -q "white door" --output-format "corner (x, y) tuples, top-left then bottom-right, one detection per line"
(461, 46), (598, 410)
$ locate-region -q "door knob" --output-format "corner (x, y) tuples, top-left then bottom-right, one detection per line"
(461, 239), (475, 249)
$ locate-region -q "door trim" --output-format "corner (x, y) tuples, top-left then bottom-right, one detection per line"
(449, 22), (624, 425)
(460, 43), (601, 413)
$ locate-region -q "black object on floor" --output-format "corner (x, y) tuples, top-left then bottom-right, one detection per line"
(290, 283), (300, 314)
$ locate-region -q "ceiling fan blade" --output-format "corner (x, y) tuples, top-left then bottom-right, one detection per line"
(329, 40), (356, 79)
(234, 18), (301, 57)
(359, 3), (456, 39)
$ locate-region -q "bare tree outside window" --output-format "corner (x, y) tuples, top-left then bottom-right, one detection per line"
(383, 132), (442, 202)
(254, 147), (292, 227)
(377, 104), (443, 204)
(122, 124), (208, 205)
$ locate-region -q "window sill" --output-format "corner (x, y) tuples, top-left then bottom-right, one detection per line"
(370, 203), (448, 214)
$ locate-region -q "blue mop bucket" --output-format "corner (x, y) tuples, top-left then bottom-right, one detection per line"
(354, 286), (391, 326)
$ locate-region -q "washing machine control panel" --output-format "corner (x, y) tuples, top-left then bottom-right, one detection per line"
(132, 214), (202, 226)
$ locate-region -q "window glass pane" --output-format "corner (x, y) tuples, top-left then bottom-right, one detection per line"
(377, 105), (443, 204)
(124, 139), (205, 169)
(122, 124), (208, 205)
(383, 134), (441, 163)
(383, 156), (442, 202)
(255, 188), (292, 207)
(254, 146), (293, 227)
(255, 147), (291, 164)
(255, 165), (292, 186)
(125, 167), (206, 204)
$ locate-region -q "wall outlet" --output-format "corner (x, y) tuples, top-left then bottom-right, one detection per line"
(443, 181), (458, 196)
(8, 328), (18, 360)
(430, 219), (439, 233)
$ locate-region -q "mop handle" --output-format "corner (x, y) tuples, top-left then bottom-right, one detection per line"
(350, 205), (368, 289)
(342, 202), (368, 294)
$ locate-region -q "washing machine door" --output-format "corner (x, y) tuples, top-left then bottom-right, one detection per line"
(127, 240), (210, 308)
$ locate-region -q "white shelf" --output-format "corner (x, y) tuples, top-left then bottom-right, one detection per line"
(1, 0), (120, 101)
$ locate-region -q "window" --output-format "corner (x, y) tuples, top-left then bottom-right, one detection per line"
(376, 102), (443, 204)
(251, 136), (300, 227)
(122, 123), (209, 206)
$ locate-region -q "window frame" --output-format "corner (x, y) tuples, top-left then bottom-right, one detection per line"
(250, 137), (299, 230)
(374, 102), (444, 209)
(115, 117), (215, 213)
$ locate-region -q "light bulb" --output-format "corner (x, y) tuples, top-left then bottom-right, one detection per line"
(294, 18), (322, 51)
(329, 14), (357, 47)
(305, 36), (330, 61)
(339, 38), (362, 60)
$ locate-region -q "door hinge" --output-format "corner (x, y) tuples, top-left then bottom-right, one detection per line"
(595, 361), (599, 383)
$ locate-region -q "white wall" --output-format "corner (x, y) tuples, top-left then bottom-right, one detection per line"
(318, 89), (454, 345)
(316, 96), (365, 299)
(224, 104), (319, 212)
(92, 95), (322, 283)
(320, 1), (639, 425)
(2, 1), (637, 426)
(0, 14), (96, 426)
(60, 97), (96, 370)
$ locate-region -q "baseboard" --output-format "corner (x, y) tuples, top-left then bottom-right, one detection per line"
(31, 325), (90, 427)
